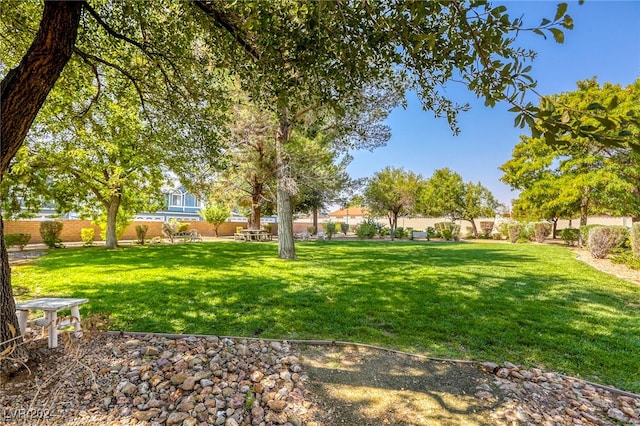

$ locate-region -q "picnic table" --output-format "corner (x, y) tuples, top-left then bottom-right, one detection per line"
(234, 229), (272, 242)
(15, 298), (88, 348)
(174, 230), (202, 242)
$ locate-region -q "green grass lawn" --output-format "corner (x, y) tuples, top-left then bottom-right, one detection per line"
(11, 240), (640, 392)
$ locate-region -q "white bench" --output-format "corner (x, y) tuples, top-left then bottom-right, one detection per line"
(16, 298), (88, 348)
(412, 231), (428, 239)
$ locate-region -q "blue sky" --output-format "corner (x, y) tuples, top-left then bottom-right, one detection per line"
(347, 1), (640, 208)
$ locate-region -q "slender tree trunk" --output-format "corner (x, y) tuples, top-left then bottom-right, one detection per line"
(552, 218), (558, 239)
(391, 213), (399, 241)
(276, 111), (296, 259)
(312, 207), (318, 235)
(0, 2), (81, 372)
(580, 197), (589, 226)
(105, 193), (122, 249)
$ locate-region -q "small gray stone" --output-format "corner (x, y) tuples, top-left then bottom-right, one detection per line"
(200, 379), (214, 387)
(607, 408), (629, 422)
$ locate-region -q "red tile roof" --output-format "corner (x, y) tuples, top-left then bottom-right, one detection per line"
(328, 207), (368, 217)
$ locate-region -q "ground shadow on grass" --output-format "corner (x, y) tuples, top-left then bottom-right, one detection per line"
(13, 240), (640, 392)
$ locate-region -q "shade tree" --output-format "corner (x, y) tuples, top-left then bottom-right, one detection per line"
(365, 167), (425, 240)
(419, 168), (500, 238)
(501, 79), (640, 227)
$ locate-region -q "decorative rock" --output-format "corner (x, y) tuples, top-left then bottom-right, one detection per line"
(510, 371), (525, 380)
(121, 382), (138, 395)
(225, 418), (239, 426)
(171, 372), (189, 385)
(265, 411), (289, 424)
(201, 379), (215, 387)
(177, 397), (195, 412)
(132, 408), (161, 421)
(181, 376), (197, 391)
(268, 399), (287, 411)
(496, 368), (510, 378)
(270, 341), (282, 351)
(146, 346), (160, 356)
(481, 362), (499, 372)
(166, 412), (190, 425)
(607, 407), (629, 422)
(251, 371), (264, 382)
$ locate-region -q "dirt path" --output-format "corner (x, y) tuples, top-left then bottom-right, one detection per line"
(298, 345), (504, 425)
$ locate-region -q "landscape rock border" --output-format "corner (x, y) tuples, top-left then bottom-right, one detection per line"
(2, 331), (638, 425)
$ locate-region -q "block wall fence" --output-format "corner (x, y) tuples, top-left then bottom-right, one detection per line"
(4, 220), (278, 244)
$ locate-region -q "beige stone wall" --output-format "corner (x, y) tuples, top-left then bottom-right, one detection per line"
(295, 215), (634, 235)
(4, 219), (275, 244)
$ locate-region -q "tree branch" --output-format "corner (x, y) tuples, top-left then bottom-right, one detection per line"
(192, 0), (261, 61)
(81, 1), (153, 57)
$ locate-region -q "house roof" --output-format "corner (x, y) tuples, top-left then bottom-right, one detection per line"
(328, 207), (368, 217)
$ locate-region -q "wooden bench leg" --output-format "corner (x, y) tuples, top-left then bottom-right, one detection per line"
(16, 310), (28, 336)
(46, 311), (58, 348)
(70, 305), (82, 337)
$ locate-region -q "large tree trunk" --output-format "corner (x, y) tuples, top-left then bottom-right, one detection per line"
(276, 111), (297, 259)
(0, 1), (82, 373)
(467, 218), (479, 238)
(104, 193), (122, 249)
(0, 2), (82, 177)
(0, 215), (28, 373)
(249, 185), (262, 230)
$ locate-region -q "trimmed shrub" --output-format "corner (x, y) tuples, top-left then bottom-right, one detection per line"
(434, 222), (460, 241)
(39, 221), (64, 248)
(340, 223), (349, 235)
(588, 226), (619, 259)
(479, 221), (494, 238)
(560, 228), (580, 246)
(508, 223), (522, 243)
(355, 219), (378, 239)
(135, 225), (149, 245)
(377, 225), (390, 238)
(177, 222), (190, 233)
(394, 227), (407, 239)
(324, 222), (337, 240)
(81, 228), (95, 247)
(492, 232), (503, 240)
(632, 223), (640, 258)
(426, 227), (438, 240)
(4, 233), (31, 250)
(611, 249), (640, 270)
(533, 222), (552, 243)
(579, 224), (600, 247)
(465, 226), (475, 239)
(498, 222), (510, 238)
(607, 225), (629, 248)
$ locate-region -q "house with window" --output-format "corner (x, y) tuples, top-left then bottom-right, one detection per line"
(134, 186), (204, 222)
